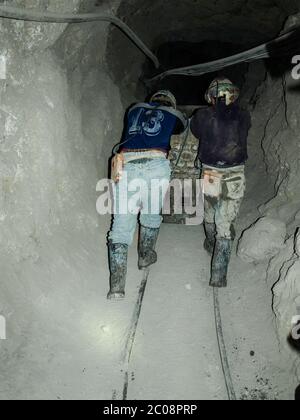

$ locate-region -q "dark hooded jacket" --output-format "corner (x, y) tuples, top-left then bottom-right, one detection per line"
(190, 102), (251, 168)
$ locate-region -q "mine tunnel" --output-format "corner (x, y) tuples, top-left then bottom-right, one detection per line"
(1, 0), (300, 401)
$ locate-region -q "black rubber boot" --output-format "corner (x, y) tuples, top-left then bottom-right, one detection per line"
(138, 226), (160, 270)
(203, 222), (216, 255)
(107, 242), (128, 300)
(210, 238), (232, 288)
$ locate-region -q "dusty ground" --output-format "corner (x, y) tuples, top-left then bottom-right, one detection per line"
(99, 148), (296, 401)
(120, 223), (295, 400)
(97, 183), (296, 401)
(0, 180), (295, 400)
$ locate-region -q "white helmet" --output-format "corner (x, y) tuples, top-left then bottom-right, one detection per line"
(205, 78), (240, 106)
(150, 90), (177, 109)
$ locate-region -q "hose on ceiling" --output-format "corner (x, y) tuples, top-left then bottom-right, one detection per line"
(0, 5), (160, 69)
(146, 25), (300, 83)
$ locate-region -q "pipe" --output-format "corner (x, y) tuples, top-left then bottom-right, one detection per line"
(0, 5), (160, 69)
(146, 25), (300, 82)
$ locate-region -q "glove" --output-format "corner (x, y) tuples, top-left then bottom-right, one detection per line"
(111, 153), (125, 183)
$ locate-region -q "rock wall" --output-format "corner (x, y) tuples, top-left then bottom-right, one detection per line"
(0, 0), (125, 399)
(239, 13), (300, 383)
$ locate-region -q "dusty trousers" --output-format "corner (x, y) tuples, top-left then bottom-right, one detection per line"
(202, 164), (246, 239)
(109, 154), (171, 246)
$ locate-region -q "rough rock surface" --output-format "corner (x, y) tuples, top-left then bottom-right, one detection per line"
(0, 0), (125, 399)
(240, 12), (300, 384)
(238, 217), (287, 263)
(296, 229), (300, 256)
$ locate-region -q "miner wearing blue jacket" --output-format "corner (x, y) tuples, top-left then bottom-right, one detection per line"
(107, 91), (188, 300)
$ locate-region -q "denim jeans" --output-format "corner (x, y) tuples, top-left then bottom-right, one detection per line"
(109, 154), (171, 246)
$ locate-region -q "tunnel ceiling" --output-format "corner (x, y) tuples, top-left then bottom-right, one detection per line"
(106, 0), (299, 104)
(115, 0), (298, 48)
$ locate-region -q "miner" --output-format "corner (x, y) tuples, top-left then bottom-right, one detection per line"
(107, 90), (188, 300)
(191, 78), (251, 288)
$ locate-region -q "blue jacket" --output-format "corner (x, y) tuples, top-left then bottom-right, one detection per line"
(120, 102), (187, 152)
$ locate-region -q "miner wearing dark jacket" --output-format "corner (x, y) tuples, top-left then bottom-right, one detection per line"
(191, 78), (251, 288)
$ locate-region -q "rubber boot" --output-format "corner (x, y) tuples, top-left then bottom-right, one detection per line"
(107, 242), (128, 300)
(138, 226), (160, 270)
(203, 222), (216, 255)
(210, 238), (232, 288)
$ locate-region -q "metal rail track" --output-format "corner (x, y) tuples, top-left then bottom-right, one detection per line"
(113, 269), (236, 400)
